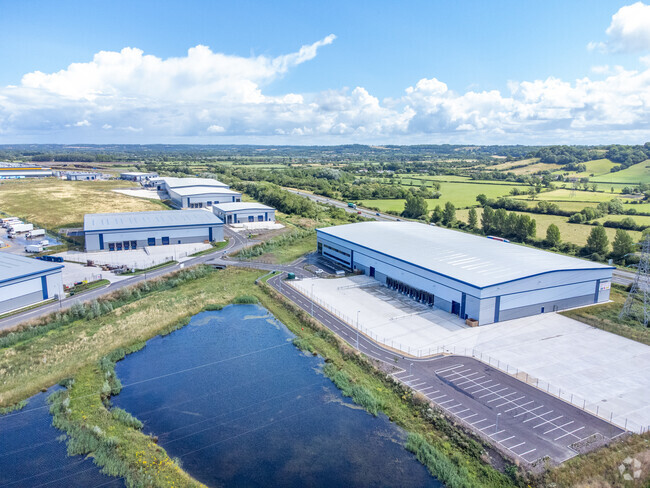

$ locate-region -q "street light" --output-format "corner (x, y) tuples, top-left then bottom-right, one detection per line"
(311, 282), (314, 316)
(356, 310), (361, 349)
(495, 412), (501, 434)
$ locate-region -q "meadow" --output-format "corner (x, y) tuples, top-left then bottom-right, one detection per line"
(591, 159), (650, 183)
(0, 178), (168, 230)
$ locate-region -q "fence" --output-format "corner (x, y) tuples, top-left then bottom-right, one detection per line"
(287, 278), (648, 435)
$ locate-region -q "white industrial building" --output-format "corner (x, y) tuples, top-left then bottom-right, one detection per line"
(150, 177), (241, 209)
(213, 202), (276, 224)
(0, 254), (64, 314)
(83, 210), (224, 252)
(120, 171), (159, 182)
(316, 222), (614, 325)
(0, 166), (53, 179)
(65, 171), (101, 181)
(167, 186), (242, 209)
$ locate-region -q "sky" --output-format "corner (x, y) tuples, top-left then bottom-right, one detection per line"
(1, 0), (650, 145)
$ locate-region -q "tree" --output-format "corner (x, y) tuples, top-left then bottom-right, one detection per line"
(545, 224), (561, 247)
(442, 202), (456, 226)
(430, 205), (443, 223)
(612, 228), (635, 261)
(481, 206), (494, 234)
(402, 194), (428, 219)
(476, 194), (488, 206)
(467, 207), (478, 229)
(585, 225), (609, 255)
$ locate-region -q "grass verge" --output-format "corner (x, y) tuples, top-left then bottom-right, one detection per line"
(68, 279), (110, 295)
(189, 239), (229, 257)
(120, 260), (177, 276)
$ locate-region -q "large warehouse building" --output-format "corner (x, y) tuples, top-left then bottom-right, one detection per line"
(84, 210), (224, 251)
(0, 254), (64, 314)
(167, 186), (242, 209)
(316, 222), (614, 325)
(213, 202), (276, 224)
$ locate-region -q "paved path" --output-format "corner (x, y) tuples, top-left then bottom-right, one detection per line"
(267, 272), (625, 465)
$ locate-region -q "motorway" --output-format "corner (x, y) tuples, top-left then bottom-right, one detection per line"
(267, 271), (624, 465)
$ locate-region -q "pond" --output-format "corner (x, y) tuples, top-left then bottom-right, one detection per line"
(0, 304), (442, 487)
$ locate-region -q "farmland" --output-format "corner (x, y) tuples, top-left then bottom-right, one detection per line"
(591, 159), (650, 183)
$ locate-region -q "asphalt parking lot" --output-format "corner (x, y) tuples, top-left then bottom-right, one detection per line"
(397, 356), (624, 464)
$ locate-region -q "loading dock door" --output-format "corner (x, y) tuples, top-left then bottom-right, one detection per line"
(369, 266), (375, 277)
(451, 301), (460, 316)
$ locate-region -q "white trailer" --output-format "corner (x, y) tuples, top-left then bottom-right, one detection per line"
(25, 244), (43, 253)
(2, 218), (21, 227)
(10, 223), (33, 233)
(27, 229), (46, 238)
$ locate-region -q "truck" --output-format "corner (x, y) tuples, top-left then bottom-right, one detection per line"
(25, 244), (43, 253)
(27, 229), (45, 238)
(10, 223), (33, 233)
(347, 202), (357, 209)
(1, 217), (20, 227)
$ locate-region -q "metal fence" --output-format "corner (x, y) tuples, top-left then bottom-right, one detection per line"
(288, 279), (648, 435)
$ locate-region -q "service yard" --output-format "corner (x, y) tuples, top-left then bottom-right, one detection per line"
(292, 275), (650, 433)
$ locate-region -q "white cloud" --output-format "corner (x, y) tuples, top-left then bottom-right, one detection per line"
(2, 35), (650, 144)
(592, 2), (650, 53)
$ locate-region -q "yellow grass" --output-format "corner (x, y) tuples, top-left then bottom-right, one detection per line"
(0, 178), (168, 230)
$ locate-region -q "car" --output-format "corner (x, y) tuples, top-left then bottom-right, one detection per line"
(396, 218), (401, 221)
(357, 211), (362, 214)
(376, 212), (380, 216)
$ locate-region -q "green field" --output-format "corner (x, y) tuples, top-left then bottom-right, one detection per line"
(519, 188), (630, 203)
(551, 158), (617, 179)
(591, 160), (650, 183)
(456, 208), (641, 246)
(363, 181), (530, 211)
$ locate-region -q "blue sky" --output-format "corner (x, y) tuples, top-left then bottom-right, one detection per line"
(1, 0), (650, 144)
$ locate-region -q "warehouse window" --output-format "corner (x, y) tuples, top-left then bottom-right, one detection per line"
(148, 237), (156, 246)
(108, 243), (115, 251)
(322, 244), (350, 258)
(248, 216), (254, 222)
(162, 236), (170, 245)
(258, 215), (264, 221)
(123, 241), (130, 250)
(131, 241), (137, 249)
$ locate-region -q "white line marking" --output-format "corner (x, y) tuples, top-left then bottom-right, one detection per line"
(554, 426), (585, 441)
(471, 418), (488, 426)
(431, 394), (447, 400)
(499, 435), (516, 443)
(494, 395), (526, 408)
(419, 386), (436, 393)
(544, 421), (574, 435)
(452, 408), (471, 415)
(514, 405), (543, 418)
(438, 399), (456, 406)
(435, 364), (464, 374)
(480, 423), (496, 431)
(411, 381), (427, 388)
(523, 410), (553, 423)
(488, 392), (518, 403)
(505, 400), (534, 413)
(519, 448), (536, 457)
(461, 413), (478, 421)
(479, 387), (508, 398)
(533, 415), (563, 429)
(509, 441), (526, 450)
(442, 368), (473, 377)
(488, 429), (506, 437)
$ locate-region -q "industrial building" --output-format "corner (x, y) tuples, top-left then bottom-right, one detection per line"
(316, 222), (614, 325)
(167, 186), (242, 209)
(213, 202), (276, 224)
(152, 176), (229, 191)
(120, 171), (159, 182)
(65, 171), (102, 181)
(0, 166), (53, 179)
(0, 253), (64, 314)
(83, 210), (224, 252)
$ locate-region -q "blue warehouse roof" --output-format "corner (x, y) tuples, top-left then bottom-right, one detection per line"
(84, 210), (223, 232)
(0, 253), (63, 284)
(317, 221), (614, 288)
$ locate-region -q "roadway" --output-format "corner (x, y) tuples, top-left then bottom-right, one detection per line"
(267, 272), (624, 465)
(0, 228), (252, 332)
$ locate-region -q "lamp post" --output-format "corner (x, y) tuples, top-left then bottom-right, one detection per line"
(356, 310), (361, 349)
(311, 282), (314, 316)
(495, 412), (501, 434)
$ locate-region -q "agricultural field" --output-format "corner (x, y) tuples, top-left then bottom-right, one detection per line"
(518, 188), (633, 203)
(455, 208), (641, 246)
(591, 159), (650, 184)
(552, 158), (617, 178)
(509, 161), (563, 175)
(362, 181), (530, 211)
(0, 178), (168, 230)
(490, 157), (540, 171)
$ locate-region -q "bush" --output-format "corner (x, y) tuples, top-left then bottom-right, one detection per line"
(232, 295), (259, 304)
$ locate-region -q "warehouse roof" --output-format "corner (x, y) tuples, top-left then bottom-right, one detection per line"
(168, 186), (241, 196)
(213, 202), (274, 212)
(84, 210), (223, 232)
(120, 172), (158, 176)
(157, 177), (229, 189)
(0, 253), (63, 284)
(317, 222), (613, 288)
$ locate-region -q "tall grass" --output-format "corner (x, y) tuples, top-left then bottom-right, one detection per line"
(405, 433), (473, 488)
(0, 265), (213, 350)
(235, 229), (313, 260)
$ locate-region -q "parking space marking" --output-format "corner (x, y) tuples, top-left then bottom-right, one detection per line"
(533, 415), (563, 429)
(519, 448), (536, 457)
(434, 364), (464, 375)
(471, 418), (488, 426)
(505, 400), (534, 413)
(487, 429), (505, 437)
(452, 407), (471, 415)
(543, 420), (574, 435)
(514, 405), (543, 417)
(425, 390), (440, 396)
(499, 435), (516, 443)
(494, 395), (526, 408)
(438, 399), (456, 406)
(479, 387), (508, 398)
(419, 386), (436, 393)
(431, 394), (447, 400)
(411, 381), (427, 388)
(441, 368), (473, 378)
(487, 391), (518, 403)
(461, 413), (478, 421)
(554, 426), (585, 441)
(523, 410), (553, 423)
(509, 441), (526, 450)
